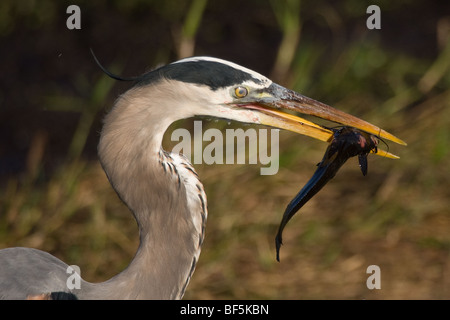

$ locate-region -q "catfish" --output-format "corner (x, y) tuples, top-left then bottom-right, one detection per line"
(275, 127), (379, 261)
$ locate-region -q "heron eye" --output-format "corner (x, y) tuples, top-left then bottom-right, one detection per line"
(234, 86), (248, 98)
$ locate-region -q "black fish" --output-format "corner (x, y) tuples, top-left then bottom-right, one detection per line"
(276, 127), (379, 261)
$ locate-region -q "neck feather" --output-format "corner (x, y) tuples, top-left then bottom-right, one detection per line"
(82, 84), (207, 299)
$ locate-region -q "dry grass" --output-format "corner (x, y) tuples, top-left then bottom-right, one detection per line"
(1, 1), (450, 300)
(1, 99), (449, 299)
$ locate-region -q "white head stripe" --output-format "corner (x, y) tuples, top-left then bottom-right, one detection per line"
(172, 56), (272, 87)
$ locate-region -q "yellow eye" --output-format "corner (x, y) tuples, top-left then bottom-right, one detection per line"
(234, 86), (248, 98)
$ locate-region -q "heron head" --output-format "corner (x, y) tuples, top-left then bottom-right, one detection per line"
(130, 56), (407, 154)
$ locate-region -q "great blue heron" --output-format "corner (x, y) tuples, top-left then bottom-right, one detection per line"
(0, 56), (405, 299)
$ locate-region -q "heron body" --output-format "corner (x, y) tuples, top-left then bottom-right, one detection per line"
(0, 56), (405, 299)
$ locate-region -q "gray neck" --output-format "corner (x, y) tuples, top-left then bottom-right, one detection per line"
(79, 85), (204, 299)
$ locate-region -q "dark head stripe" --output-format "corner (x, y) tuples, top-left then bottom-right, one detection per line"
(136, 60), (263, 90)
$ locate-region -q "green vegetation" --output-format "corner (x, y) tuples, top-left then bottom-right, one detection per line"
(1, 0), (449, 299)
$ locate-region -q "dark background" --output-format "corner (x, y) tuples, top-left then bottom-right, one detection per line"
(1, 0), (449, 299)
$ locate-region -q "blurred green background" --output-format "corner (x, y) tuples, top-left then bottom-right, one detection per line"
(1, 0), (449, 299)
